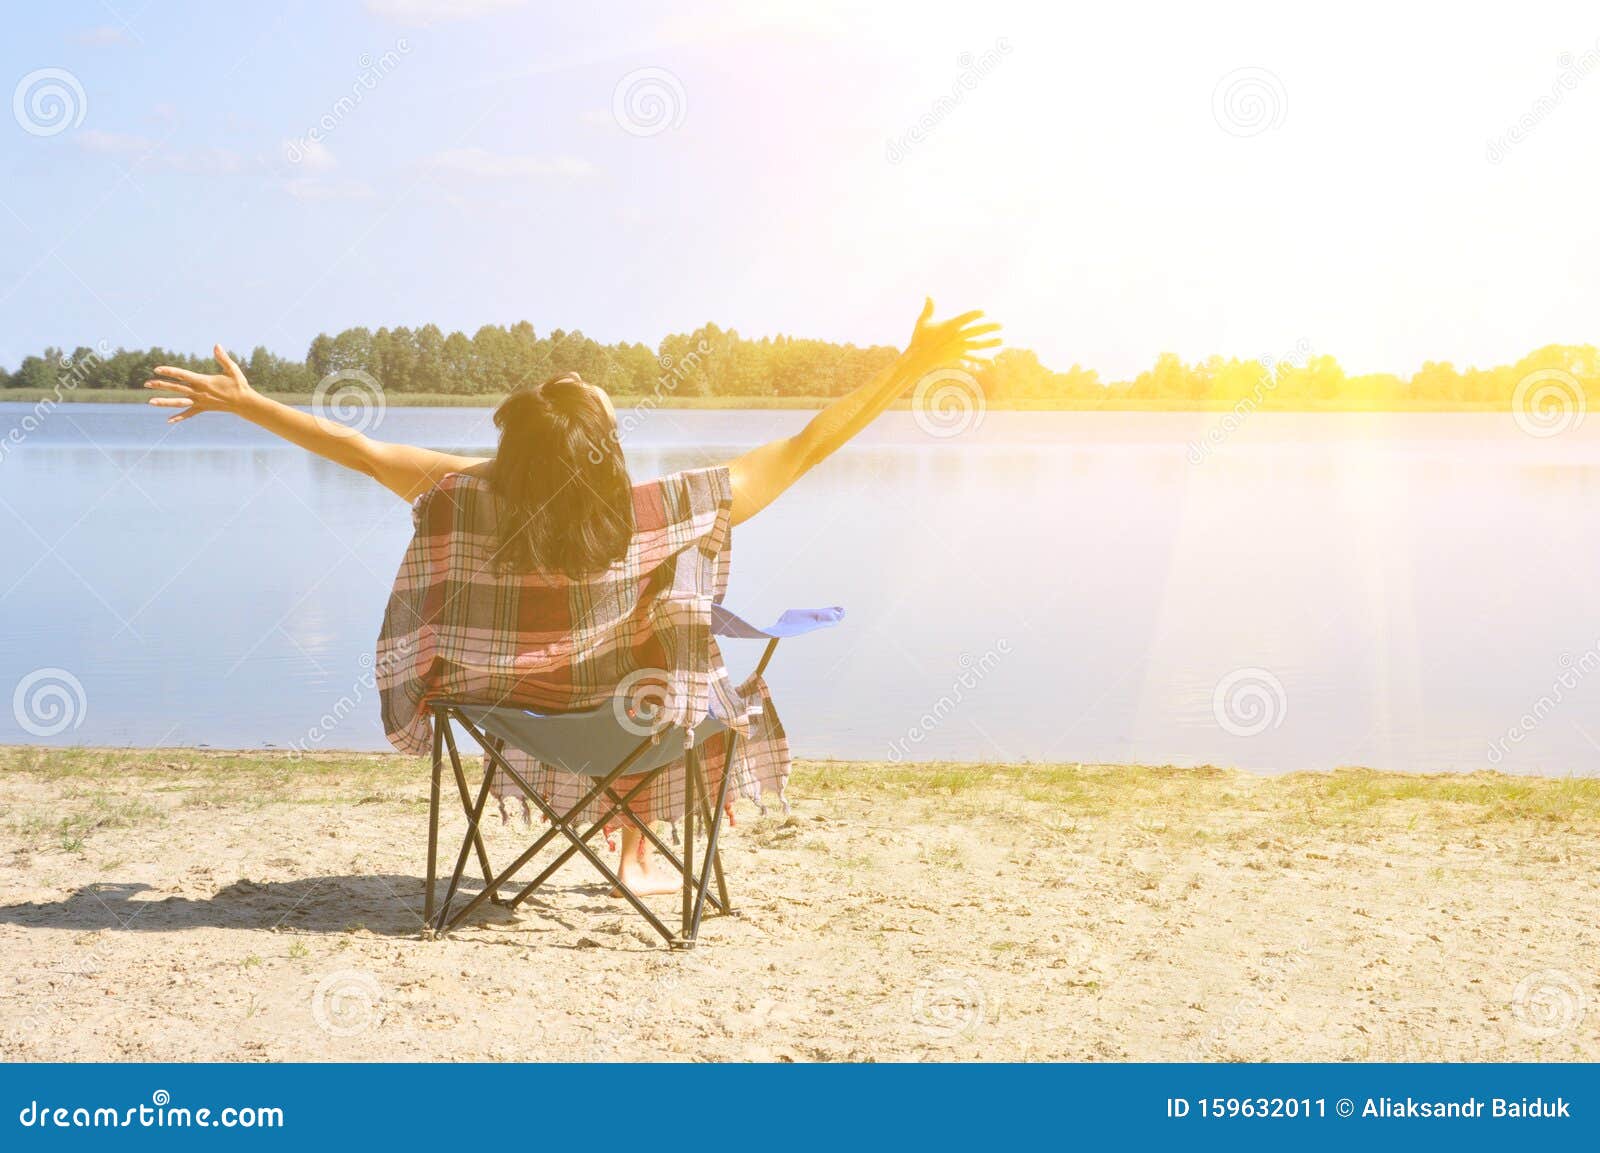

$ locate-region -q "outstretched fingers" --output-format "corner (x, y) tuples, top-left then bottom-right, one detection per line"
(151, 365), (207, 384)
(145, 395), (199, 423)
(213, 344), (246, 382)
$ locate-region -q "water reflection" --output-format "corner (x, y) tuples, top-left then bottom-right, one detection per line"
(1, 404), (1597, 775)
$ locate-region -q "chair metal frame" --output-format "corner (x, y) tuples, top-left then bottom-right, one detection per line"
(421, 616), (821, 949)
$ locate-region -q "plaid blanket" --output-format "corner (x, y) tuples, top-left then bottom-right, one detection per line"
(376, 465), (789, 828)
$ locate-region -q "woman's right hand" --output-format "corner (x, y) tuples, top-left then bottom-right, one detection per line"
(144, 344), (258, 423)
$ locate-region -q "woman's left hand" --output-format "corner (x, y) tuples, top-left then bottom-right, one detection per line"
(144, 344), (258, 423)
(901, 298), (1002, 375)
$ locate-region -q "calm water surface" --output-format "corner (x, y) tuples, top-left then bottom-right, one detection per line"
(2, 403), (1597, 775)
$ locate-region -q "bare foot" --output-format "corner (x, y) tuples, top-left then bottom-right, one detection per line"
(612, 855), (682, 898)
(611, 826), (683, 897)
(612, 872), (681, 898)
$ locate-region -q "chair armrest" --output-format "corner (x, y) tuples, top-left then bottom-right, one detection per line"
(711, 604), (845, 639)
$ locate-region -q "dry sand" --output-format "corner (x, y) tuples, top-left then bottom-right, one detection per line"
(1, 747), (1596, 1062)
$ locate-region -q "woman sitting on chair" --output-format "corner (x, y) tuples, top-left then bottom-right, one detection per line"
(145, 301), (999, 897)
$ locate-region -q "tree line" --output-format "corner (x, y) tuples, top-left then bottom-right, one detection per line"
(3, 321), (1595, 408)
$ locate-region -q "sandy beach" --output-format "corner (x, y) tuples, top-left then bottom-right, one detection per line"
(1, 747), (1595, 1062)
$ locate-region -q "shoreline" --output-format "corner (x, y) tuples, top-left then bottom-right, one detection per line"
(1, 745), (1589, 779)
(0, 745), (1585, 779)
(0, 389), (1515, 413)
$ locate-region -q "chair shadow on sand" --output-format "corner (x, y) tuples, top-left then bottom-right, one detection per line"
(0, 875), (622, 938)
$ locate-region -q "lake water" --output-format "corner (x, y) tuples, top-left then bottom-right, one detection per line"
(1, 402), (1597, 776)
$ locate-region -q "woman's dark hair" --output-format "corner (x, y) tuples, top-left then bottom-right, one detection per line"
(489, 373), (634, 578)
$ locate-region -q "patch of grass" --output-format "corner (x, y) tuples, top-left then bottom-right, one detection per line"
(1284, 768), (1600, 824)
(8, 790), (164, 853)
(796, 759), (1600, 832)
(919, 842), (966, 869)
(3, 749), (1597, 846)
(0, 745), (411, 785)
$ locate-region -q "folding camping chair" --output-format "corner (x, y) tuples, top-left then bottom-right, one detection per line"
(422, 604), (844, 948)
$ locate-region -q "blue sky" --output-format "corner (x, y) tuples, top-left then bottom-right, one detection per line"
(4, 0), (1600, 380)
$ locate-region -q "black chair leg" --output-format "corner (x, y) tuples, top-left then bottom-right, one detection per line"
(679, 747), (696, 945)
(444, 767), (670, 934)
(435, 740), (497, 933)
(440, 714), (679, 944)
(422, 704), (761, 949)
(692, 731), (738, 916)
(689, 742), (737, 938)
(441, 721), (504, 905)
(424, 721), (443, 927)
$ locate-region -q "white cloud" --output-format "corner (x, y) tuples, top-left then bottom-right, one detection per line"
(72, 26), (133, 46)
(425, 147), (593, 179)
(281, 137), (338, 171)
(78, 129), (155, 154)
(77, 132), (243, 174)
(284, 177), (375, 201)
(167, 147), (245, 175)
(364, 0), (524, 26)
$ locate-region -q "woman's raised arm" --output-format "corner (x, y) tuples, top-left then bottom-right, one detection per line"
(146, 345), (485, 502)
(727, 300), (999, 525)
